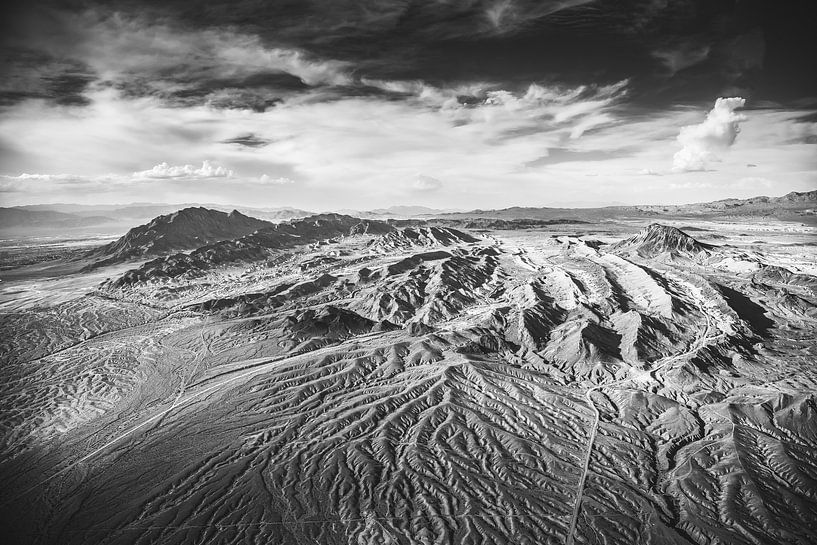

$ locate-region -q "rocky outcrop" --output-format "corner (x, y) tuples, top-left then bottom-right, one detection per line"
(612, 223), (714, 258)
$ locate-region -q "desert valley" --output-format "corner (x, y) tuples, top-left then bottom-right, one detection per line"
(1, 191), (815, 545)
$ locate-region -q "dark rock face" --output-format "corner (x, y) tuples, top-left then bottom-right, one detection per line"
(108, 214), (395, 286)
(87, 207), (273, 267)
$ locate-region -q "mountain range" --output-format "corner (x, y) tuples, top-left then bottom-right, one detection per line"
(437, 190), (817, 222)
(85, 207), (274, 268)
(3, 191), (814, 238)
(2, 193), (816, 545)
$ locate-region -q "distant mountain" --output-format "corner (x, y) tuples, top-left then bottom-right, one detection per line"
(441, 218), (591, 230)
(0, 207), (115, 231)
(335, 206), (461, 218)
(612, 223), (714, 257)
(233, 207), (314, 221)
(88, 207), (273, 267)
(12, 203), (314, 222)
(369, 206), (461, 217)
(436, 205), (627, 221)
(13, 203), (185, 220)
(13, 204), (114, 213)
(109, 214), (395, 285)
(635, 190), (817, 216)
(435, 190), (817, 222)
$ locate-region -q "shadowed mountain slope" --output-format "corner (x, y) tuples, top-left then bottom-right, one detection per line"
(87, 207), (273, 267)
(109, 214), (395, 286)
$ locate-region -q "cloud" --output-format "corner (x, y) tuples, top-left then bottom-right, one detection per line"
(481, 0), (597, 36)
(652, 43), (711, 75)
(485, 1), (516, 30)
(221, 134), (272, 148)
(411, 175), (443, 192)
(1, 82), (814, 209)
(638, 168), (662, 176)
(0, 53), (96, 107)
(1, 160), (236, 190)
(0, 160), (298, 202)
(0, 172), (122, 195)
(133, 160), (233, 179)
(2, 3), (635, 115)
(2, 161), (296, 189)
(359, 78), (488, 109)
(672, 97), (746, 172)
(1, 173), (89, 182)
(668, 176), (774, 191)
(259, 174), (295, 185)
(525, 148), (624, 167)
(3, 10), (353, 108)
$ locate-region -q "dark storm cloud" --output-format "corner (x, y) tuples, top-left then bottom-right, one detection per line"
(795, 112), (817, 124)
(0, 4), (350, 109)
(220, 134), (272, 148)
(1, 0), (816, 109)
(0, 48), (95, 107)
(204, 92), (283, 112)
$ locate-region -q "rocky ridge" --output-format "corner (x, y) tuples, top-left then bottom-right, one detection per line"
(87, 207), (273, 268)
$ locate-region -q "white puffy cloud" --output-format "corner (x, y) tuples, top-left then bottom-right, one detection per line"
(672, 97), (747, 172)
(1, 173), (88, 182)
(133, 160), (233, 179)
(1, 160), (237, 195)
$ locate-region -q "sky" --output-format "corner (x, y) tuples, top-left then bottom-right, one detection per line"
(0, 0), (815, 210)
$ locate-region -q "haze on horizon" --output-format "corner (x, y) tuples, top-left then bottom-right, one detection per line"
(1, 0), (815, 210)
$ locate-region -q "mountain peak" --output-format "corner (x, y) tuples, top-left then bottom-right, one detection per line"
(613, 223), (713, 257)
(88, 207), (272, 267)
(227, 209), (249, 219)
